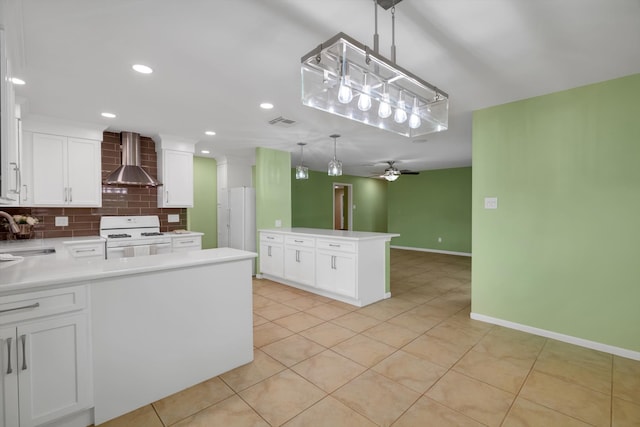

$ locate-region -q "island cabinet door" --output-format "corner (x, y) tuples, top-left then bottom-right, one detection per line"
(315, 251), (357, 298)
(284, 246), (315, 286)
(0, 327), (19, 427)
(17, 313), (92, 427)
(259, 242), (284, 277)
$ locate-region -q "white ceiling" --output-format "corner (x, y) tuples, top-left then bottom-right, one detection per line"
(7, 0), (640, 177)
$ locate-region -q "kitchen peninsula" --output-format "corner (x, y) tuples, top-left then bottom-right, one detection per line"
(0, 247), (256, 426)
(258, 228), (399, 307)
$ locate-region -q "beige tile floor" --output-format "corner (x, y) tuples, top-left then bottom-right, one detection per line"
(99, 249), (640, 427)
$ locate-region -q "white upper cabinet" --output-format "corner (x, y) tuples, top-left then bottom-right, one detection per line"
(30, 133), (102, 207)
(155, 134), (196, 208)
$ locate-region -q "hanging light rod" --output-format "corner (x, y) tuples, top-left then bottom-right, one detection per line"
(300, 1), (448, 137)
(376, 0), (403, 10)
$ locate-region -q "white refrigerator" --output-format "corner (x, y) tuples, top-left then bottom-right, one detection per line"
(227, 187), (256, 272)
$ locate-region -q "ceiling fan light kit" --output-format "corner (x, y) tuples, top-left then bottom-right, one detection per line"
(300, 0), (448, 137)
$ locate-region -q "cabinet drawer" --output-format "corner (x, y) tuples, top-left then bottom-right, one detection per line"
(261, 233), (284, 243)
(172, 235), (202, 248)
(66, 242), (105, 258)
(285, 236), (315, 247)
(316, 239), (356, 253)
(0, 285), (87, 325)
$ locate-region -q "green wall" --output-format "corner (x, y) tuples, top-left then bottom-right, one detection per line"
(291, 170), (388, 232)
(187, 156), (217, 249)
(472, 73), (640, 352)
(256, 147), (292, 270)
(387, 167), (472, 253)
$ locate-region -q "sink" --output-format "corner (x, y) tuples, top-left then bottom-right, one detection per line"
(0, 248), (56, 257)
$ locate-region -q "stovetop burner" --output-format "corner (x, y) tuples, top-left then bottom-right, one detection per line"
(141, 232), (164, 236)
(108, 233), (132, 239)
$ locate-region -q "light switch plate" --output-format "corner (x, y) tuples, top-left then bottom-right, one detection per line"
(167, 214), (180, 223)
(55, 216), (68, 227)
(275, 219), (282, 227)
(484, 197), (498, 209)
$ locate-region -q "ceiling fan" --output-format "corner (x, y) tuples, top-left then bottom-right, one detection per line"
(377, 161), (419, 182)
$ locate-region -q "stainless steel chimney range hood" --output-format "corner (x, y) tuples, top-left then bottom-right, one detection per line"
(103, 132), (161, 187)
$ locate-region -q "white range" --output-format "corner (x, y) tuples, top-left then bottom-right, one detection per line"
(99, 215), (172, 259)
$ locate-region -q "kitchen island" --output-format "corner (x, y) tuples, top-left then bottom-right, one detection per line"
(0, 246), (256, 426)
(258, 228), (399, 307)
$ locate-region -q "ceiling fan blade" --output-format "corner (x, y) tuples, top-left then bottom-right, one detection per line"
(400, 170), (420, 175)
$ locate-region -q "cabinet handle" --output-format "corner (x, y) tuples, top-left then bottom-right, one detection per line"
(64, 187), (68, 202)
(0, 302), (40, 314)
(296, 249), (300, 262)
(69, 187), (73, 203)
(20, 335), (27, 371)
(266, 236), (274, 240)
(22, 185), (28, 202)
(166, 190), (169, 204)
(10, 162), (20, 194)
(6, 337), (12, 374)
(74, 248), (96, 253)
(179, 240), (194, 244)
(329, 244), (341, 248)
(294, 240), (303, 243)
(331, 255), (336, 269)
(268, 246), (272, 257)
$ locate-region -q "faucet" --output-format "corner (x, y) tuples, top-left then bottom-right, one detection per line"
(0, 211), (21, 234)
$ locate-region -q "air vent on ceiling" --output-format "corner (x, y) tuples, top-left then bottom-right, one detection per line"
(268, 116), (297, 127)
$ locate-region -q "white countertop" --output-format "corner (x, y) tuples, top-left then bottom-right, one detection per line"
(259, 228), (399, 241)
(0, 246), (256, 296)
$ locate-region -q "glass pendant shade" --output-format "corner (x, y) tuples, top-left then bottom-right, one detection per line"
(296, 165), (309, 180)
(327, 134), (342, 176)
(301, 32), (448, 137)
(295, 142), (309, 180)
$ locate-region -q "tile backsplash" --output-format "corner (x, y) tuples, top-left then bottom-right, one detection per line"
(0, 132), (186, 240)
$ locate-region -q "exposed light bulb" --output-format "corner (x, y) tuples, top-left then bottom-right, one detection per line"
(409, 97), (421, 129)
(394, 99), (407, 124)
(378, 84), (392, 118)
(358, 73), (372, 111)
(338, 76), (353, 104)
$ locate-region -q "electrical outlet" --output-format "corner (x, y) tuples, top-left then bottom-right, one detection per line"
(438, 237), (442, 243)
(484, 197), (498, 209)
(275, 219), (282, 227)
(167, 214), (180, 223)
(55, 216), (68, 227)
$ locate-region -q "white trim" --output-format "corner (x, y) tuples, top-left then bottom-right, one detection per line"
(384, 292), (391, 299)
(471, 312), (640, 361)
(391, 245), (471, 257)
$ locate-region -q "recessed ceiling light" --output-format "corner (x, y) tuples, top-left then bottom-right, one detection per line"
(260, 102), (274, 110)
(10, 77), (26, 85)
(200, 150), (210, 154)
(205, 131), (216, 136)
(101, 112), (117, 118)
(132, 64), (153, 74)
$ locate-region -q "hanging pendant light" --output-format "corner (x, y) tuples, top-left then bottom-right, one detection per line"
(295, 142), (309, 180)
(301, 0), (449, 137)
(328, 134), (343, 176)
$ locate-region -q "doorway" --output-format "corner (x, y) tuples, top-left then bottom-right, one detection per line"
(333, 183), (353, 231)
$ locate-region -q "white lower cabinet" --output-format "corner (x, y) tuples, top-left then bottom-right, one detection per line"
(315, 250), (356, 298)
(284, 237), (315, 287)
(259, 233), (284, 277)
(0, 287), (92, 427)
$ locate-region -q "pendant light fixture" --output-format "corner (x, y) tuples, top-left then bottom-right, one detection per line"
(328, 134), (343, 176)
(301, 0), (448, 137)
(295, 142), (309, 180)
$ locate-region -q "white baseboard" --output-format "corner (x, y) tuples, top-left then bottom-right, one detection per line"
(391, 245), (471, 257)
(471, 312), (640, 361)
(384, 292), (391, 299)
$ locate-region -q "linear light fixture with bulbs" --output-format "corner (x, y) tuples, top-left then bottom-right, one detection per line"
(301, 1), (448, 138)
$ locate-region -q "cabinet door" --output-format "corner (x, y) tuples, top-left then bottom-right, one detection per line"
(161, 150), (193, 207)
(17, 314), (92, 427)
(284, 246), (315, 286)
(66, 137), (101, 206)
(32, 133), (67, 205)
(0, 328), (19, 427)
(260, 242), (284, 277)
(315, 251), (357, 297)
